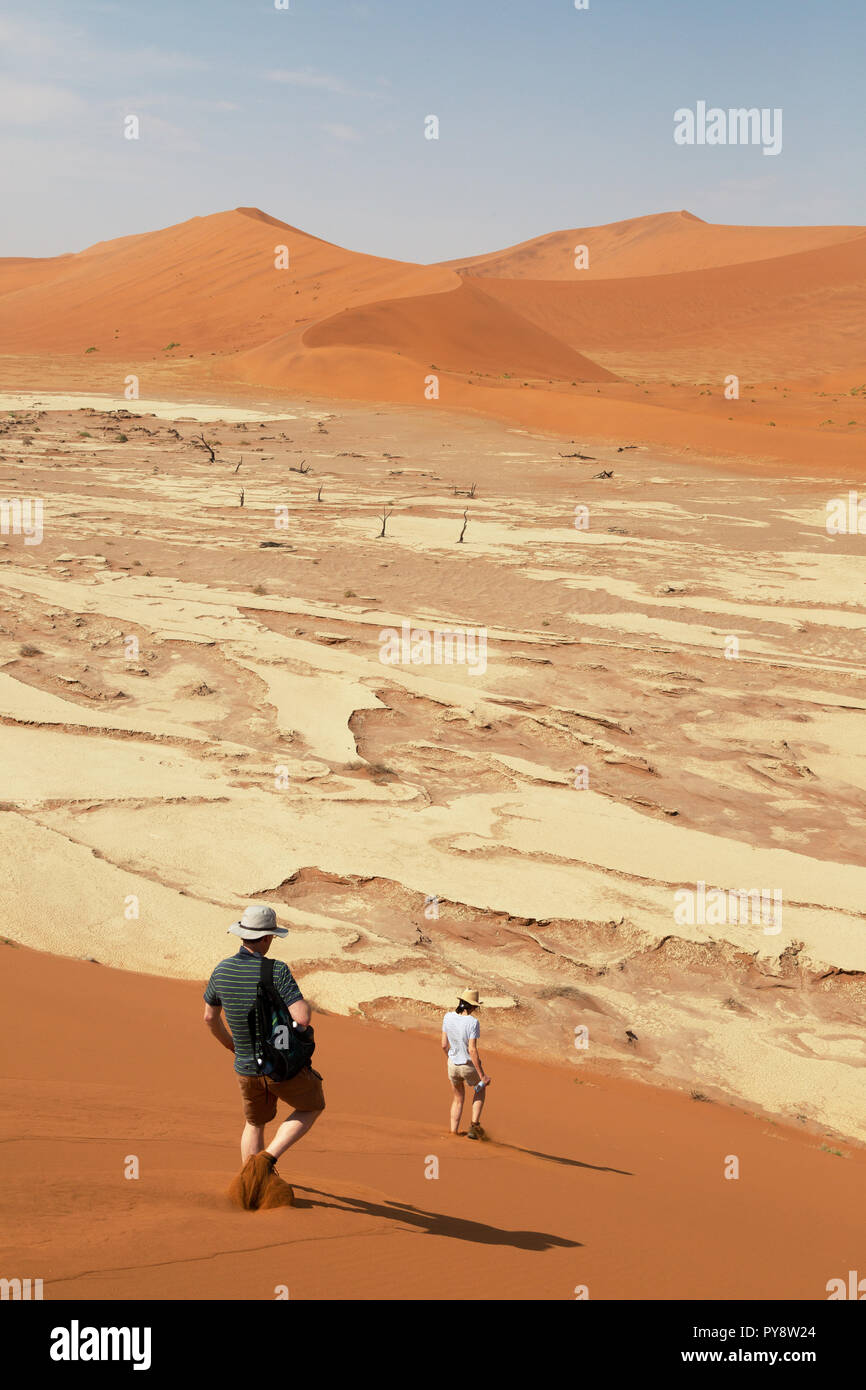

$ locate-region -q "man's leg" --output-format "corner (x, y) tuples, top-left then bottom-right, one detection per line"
(265, 1108), (321, 1161)
(242, 1122), (265, 1161)
(449, 1080), (465, 1134)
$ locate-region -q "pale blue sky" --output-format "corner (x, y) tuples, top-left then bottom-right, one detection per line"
(0, 0), (863, 260)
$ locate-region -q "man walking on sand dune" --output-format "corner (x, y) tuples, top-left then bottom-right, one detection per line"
(203, 904), (325, 1210)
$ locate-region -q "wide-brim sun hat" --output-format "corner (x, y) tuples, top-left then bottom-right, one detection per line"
(459, 988), (480, 1006)
(227, 903), (289, 939)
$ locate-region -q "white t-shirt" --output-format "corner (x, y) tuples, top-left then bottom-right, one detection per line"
(443, 1011), (480, 1064)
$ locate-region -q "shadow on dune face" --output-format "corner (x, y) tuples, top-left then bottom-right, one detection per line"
(488, 1140), (633, 1176)
(294, 1187), (582, 1250)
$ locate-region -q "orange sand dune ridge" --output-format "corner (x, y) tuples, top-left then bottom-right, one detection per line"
(2, 205), (865, 473)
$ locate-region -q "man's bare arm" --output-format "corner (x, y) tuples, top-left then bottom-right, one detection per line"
(203, 1002), (234, 1053)
(441, 1030), (450, 1054)
(289, 998), (312, 1029)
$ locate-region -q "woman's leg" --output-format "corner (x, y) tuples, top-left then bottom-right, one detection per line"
(449, 1080), (465, 1133)
(470, 1085), (486, 1127)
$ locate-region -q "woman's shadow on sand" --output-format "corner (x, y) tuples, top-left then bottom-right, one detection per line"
(488, 1139), (632, 1175)
(293, 1186), (582, 1251)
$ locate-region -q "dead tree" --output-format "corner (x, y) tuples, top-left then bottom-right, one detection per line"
(316, 484), (324, 502)
(457, 508), (469, 543)
(593, 469), (613, 479)
(234, 458), (243, 473)
(290, 459), (312, 474)
(377, 507), (393, 538)
(239, 488), (245, 507)
(193, 432), (217, 463)
(453, 482), (477, 498)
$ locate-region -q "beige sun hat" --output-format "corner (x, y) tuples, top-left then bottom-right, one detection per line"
(458, 988), (480, 1006)
(227, 903), (288, 940)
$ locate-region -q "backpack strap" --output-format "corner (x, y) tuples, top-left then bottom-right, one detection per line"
(248, 955), (277, 1066)
(260, 954), (287, 1019)
(260, 955), (276, 989)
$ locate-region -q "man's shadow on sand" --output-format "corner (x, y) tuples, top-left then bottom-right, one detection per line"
(294, 1187), (582, 1251)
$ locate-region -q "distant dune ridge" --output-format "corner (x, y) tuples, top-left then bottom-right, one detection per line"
(2, 207), (865, 467)
(442, 209), (864, 281)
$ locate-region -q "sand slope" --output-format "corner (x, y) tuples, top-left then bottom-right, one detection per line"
(478, 232), (866, 379)
(0, 207), (456, 356)
(245, 278), (617, 386)
(2, 942), (863, 1301)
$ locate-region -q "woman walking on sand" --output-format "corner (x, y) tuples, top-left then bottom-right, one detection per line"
(442, 989), (491, 1139)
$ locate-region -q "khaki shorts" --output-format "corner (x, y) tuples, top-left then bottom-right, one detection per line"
(238, 1068), (325, 1125)
(448, 1061), (481, 1087)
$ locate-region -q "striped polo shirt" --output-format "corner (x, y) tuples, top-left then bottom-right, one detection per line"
(204, 947), (303, 1075)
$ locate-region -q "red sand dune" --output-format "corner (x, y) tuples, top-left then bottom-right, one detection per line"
(2, 943), (864, 1301)
(0, 207), (455, 357)
(1, 205), (865, 471)
(246, 278), (617, 386)
(0, 254), (76, 296)
(477, 232), (866, 377)
(442, 208), (863, 281)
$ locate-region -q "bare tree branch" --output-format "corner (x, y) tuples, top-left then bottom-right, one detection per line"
(193, 432), (217, 463)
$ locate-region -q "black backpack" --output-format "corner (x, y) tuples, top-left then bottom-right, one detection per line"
(247, 956), (315, 1082)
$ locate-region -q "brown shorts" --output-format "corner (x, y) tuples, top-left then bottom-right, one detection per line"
(238, 1068), (325, 1125)
(448, 1061), (481, 1087)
